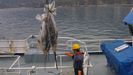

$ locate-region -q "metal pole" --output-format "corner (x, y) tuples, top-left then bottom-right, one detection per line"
(9, 56), (20, 69)
(132, 36), (133, 46)
(60, 56), (62, 72)
(18, 58), (21, 74)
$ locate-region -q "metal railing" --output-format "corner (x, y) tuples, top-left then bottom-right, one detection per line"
(0, 35), (131, 54)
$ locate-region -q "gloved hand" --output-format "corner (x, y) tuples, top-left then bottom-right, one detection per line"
(64, 52), (73, 57)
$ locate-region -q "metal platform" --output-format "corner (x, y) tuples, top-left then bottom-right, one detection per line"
(0, 54), (115, 75)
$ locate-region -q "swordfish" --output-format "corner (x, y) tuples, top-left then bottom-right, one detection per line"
(36, 0), (58, 69)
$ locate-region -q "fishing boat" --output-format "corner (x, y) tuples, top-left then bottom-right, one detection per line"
(0, 0), (133, 75)
(1, 34), (133, 75)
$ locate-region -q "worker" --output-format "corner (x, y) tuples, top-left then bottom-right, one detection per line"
(65, 43), (84, 75)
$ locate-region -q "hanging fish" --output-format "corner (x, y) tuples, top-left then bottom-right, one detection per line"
(36, 0), (58, 69)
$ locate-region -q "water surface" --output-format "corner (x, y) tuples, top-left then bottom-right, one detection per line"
(0, 5), (132, 50)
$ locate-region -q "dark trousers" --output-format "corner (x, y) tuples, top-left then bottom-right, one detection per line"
(74, 68), (84, 75)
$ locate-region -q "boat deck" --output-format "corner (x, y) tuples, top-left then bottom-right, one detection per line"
(0, 54), (115, 75)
